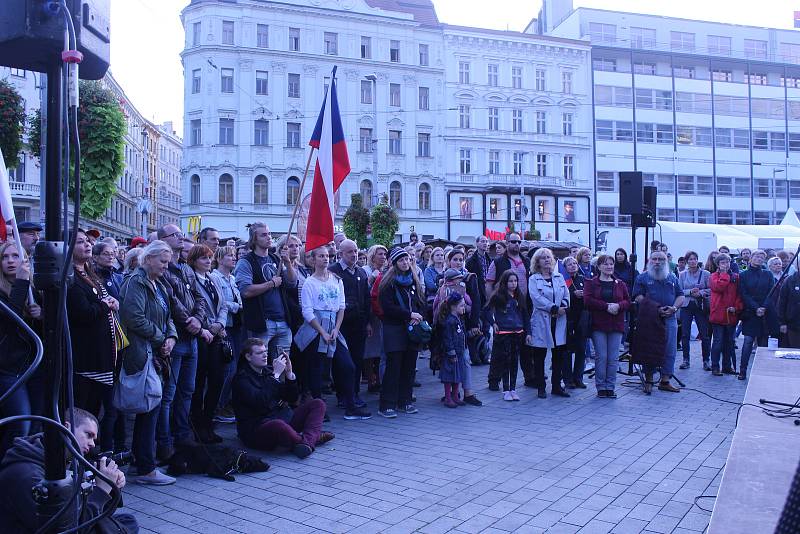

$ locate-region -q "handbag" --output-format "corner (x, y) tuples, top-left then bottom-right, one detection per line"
(113, 352), (162, 414)
(407, 320), (432, 344)
(210, 336), (234, 364)
(112, 312), (129, 351)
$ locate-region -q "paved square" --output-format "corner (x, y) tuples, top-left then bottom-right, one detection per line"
(127, 342), (745, 534)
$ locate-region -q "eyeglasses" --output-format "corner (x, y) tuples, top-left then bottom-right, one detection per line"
(507, 240), (521, 244)
(98, 252), (116, 258)
(163, 231), (183, 239)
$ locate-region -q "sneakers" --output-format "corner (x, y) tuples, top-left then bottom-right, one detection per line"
(378, 408), (397, 418)
(606, 390), (618, 399)
(398, 404), (418, 414)
(353, 396), (368, 409)
(292, 444), (313, 459)
(510, 390), (520, 401)
(463, 395), (483, 406)
(503, 391), (513, 402)
(133, 469), (176, 486)
(344, 408), (372, 420)
(679, 360), (690, 370)
(213, 405), (236, 424)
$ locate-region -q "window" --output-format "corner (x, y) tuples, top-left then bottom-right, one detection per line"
(361, 36), (371, 59)
(630, 27), (656, 48)
(218, 174), (233, 203)
(360, 180), (373, 207)
(389, 83), (401, 107)
(218, 118), (234, 145)
(255, 70), (268, 95)
(697, 176), (713, 195)
(596, 172), (615, 192)
(289, 28), (300, 51)
(220, 68), (234, 93)
(744, 39), (768, 59)
(389, 181), (402, 209)
(633, 62), (656, 75)
(286, 177), (300, 205)
(418, 86), (429, 110)
(459, 105), (470, 128)
(359, 128), (373, 153)
(781, 42), (800, 64)
(597, 207), (616, 226)
(419, 44), (429, 66)
(747, 72), (768, 85)
(596, 120), (613, 141)
(190, 175), (200, 203)
(487, 64), (499, 86)
(734, 178), (750, 197)
(562, 112), (573, 135)
(190, 119), (201, 146)
(677, 175), (694, 194)
(563, 155), (574, 180)
(361, 80), (372, 104)
(696, 127), (713, 147)
(257, 24), (268, 48)
(673, 65), (695, 79)
(459, 149), (471, 174)
(670, 31), (695, 52)
(733, 129), (750, 148)
(754, 179), (772, 197)
(635, 88), (654, 109)
(752, 131), (768, 150)
(771, 132), (786, 151)
(536, 153), (547, 177)
(253, 119), (269, 146)
(222, 21), (234, 45)
(754, 211), (771, 225)
(459, 61), (470, 84)
(512, 66), (523, 88)
(677, 209), (695, 223)
(593, 58), (617, 72)
(417, 133), (430, 157)
(562, 71), (573, 94)
(288, 73), (300, 98)
(781, 75), (800, 87)
(489, 151), (500, 174)
(324, 32), (338, 55)
(488, 107), (499, 131)
(191, 69), (201, 94)
(791, 133), (800, 152)
(715, 128), (732, 148)
(192, 22), (201, 46)
(711, 69), (733, 82)
(535, 68), (546, 91)
(390, 40), (401, 62)
(418, 183), (430, 210)
(615, 121), (633, 142)
(636, 123), (654, 143)
(512, 109), (523, 133)
(286, 123), (300, 148)
(708, 35), (731, 55)
(535, 111), (546, 134)
(513, 152), (524, 175)
(254, 175), (268, 205)
(388, 130), (402, 154)
(588, 22), (616, 44)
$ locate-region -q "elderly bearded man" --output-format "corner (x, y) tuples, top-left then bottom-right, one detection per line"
(632, 251), (685, 393)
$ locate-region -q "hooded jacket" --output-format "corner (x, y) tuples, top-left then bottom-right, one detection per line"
(709, 271), (744, 326)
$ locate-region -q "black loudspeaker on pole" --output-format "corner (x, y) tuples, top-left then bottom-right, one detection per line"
(619, 171), (643, 215)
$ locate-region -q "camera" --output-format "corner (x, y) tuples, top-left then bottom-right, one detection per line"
(88, 448), (133, 467)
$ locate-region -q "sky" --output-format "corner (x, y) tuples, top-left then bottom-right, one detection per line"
(110, 0), (800, 137)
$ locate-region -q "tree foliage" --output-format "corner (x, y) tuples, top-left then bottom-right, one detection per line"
(369, 193), (399, 249)
(343, 193), (370, 249)
(0, 80), (26, 169)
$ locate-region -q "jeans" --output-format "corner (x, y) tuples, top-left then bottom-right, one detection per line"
(0, 372), (31, 457)
(341, 322), (366, 397)
(133, 402), (161, 476)
(461, 348), (473, 392)
(306, 339), (356, 410)
(740, 334), (768, 374)
(380, 349), (417, 411)
(680, 302), (711, 362)
(563, 336), (588, 386)
(191, 339), (226, 425)
(592, 331), (623, 392)
(99, 384), (127, 452)
(645, 316), (678, 379)
(218, 324), (243, 408)
(157, 338), (197, 446)
(711, 324), (736, 372)
(249, 320), (292, 360)
(246, 399), (325, 450)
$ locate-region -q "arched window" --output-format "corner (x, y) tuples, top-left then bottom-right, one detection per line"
(286, 176), (300, 205)
(389, 181), (402, 210)
(218, 173), (234, 204)
(190, 174), (200, 204)
(254, 174), (268, 205)
(418, 183), (431, 211)
(360, 179), (373, 208)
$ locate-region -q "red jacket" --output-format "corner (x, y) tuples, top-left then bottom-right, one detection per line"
(709, 271), (743, 326)
(583, 277), (631, 333)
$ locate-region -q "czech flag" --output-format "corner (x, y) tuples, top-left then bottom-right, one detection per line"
(306, 67), (351, 252)
(0, 149), (14, 242)
(795, 11), (800, 28)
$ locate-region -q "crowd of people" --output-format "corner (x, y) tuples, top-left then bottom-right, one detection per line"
(0, 220), (798, 499)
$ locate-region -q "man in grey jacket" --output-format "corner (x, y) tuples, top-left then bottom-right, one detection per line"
(677, 251), (711, 370)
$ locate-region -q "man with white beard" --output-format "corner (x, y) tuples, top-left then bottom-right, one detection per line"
(632, 251), (685, 393)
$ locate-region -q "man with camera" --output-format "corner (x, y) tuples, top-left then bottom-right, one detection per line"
(0, 408), (137, 533)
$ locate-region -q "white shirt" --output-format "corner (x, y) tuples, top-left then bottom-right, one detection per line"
(300, 273), (346, 323)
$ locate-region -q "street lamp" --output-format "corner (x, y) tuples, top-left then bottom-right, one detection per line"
(773, 168), (785, 224)
(365, 74), (379, 201)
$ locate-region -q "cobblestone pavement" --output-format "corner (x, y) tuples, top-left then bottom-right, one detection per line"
(127, 340), (745, 534)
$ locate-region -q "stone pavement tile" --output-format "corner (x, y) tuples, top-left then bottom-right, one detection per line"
(447, 502), (489, 520)
(682, 476), (713, 491)
(611, 491), (645, 509)
(526, 476), (559, 491)
(560, 506), (600, 527)
(610, 517), (650, 534)
(336, 501), (386, 520)
(453, 513), (498, 533)
(417, 515), (464, 534)
(566, 484), (599, 500)
(595, 482), (628, 498)
(481, 499), (523, 519)
(594, 505), (632, 524)
(542, 522), (581, 534)
(645, 514), (682, 533)
(379, 519), (428, 534)
(345, 521), (392, 534)
(671, 486), (702, 504)
(491, 511), (535, 531)
(300, 516), (351, 533)
(411, 503), (454, 522)
(576, 519), (617, 534)
(528, 509), (566, 528)
(625, 502), (662, 522)
(677, 511), (711, 531)
(582, 494), (616, 511)
(641, 490), (673, 506)
(548, 496), (585, 514)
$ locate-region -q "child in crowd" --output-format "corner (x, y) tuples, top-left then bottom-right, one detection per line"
(438, 293), (466, 408)
(483, 271), (530, 401)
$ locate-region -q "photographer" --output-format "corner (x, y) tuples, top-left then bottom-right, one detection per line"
(0, 408), (137, 533)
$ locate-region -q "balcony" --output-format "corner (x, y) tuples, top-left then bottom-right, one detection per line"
(447, 174), (586, 190)
(9, 181), (40, 199)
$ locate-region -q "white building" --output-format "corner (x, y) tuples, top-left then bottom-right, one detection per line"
(180, 0), (594, 244)
(538, 0), (800, 253)
(155, 121), (183, 230)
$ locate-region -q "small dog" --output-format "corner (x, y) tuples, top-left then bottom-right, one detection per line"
(166, 442), (269, 481)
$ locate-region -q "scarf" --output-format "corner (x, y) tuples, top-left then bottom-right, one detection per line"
(395, 272), (414, 287)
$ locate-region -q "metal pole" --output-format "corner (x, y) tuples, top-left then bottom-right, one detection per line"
(141, 129), (148, 237)
(38, 73), (47, 225)
(372, 77), (379, 198)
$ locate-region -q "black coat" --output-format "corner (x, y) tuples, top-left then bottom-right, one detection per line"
(232, 364), (299, 447)
(379, 280), (424, 353)
(465, 252), (490, 304)
(66, 272), (115, 375)
(739, 265), (777, 338)
(778, 272), (800, 332)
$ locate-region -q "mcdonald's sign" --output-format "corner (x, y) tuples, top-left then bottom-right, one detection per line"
(186, 216), (202, 241)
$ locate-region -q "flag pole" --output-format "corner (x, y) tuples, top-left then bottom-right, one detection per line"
(285, 146), (315, 240)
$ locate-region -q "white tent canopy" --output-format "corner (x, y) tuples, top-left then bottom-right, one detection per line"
(781, 207), (800, 227)
(654, 220), (800, 256)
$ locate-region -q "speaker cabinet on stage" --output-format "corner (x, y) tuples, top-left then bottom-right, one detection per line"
(0, 0), (110, 80)
(632, 186), (657, 228)
(619, 171), (643, 215)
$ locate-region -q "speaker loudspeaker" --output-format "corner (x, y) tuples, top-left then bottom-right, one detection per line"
(632, 186), (657, 228)
(619, 171), (643, 215)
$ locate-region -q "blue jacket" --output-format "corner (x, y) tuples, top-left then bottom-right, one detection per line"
(441, 314), (466, 357)
(483, 297), (529, 335)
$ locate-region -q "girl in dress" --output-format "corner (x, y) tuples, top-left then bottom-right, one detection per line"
(438, 293), (466, 409)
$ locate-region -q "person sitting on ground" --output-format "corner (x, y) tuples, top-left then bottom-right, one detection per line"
(232, 338), (333, 458)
